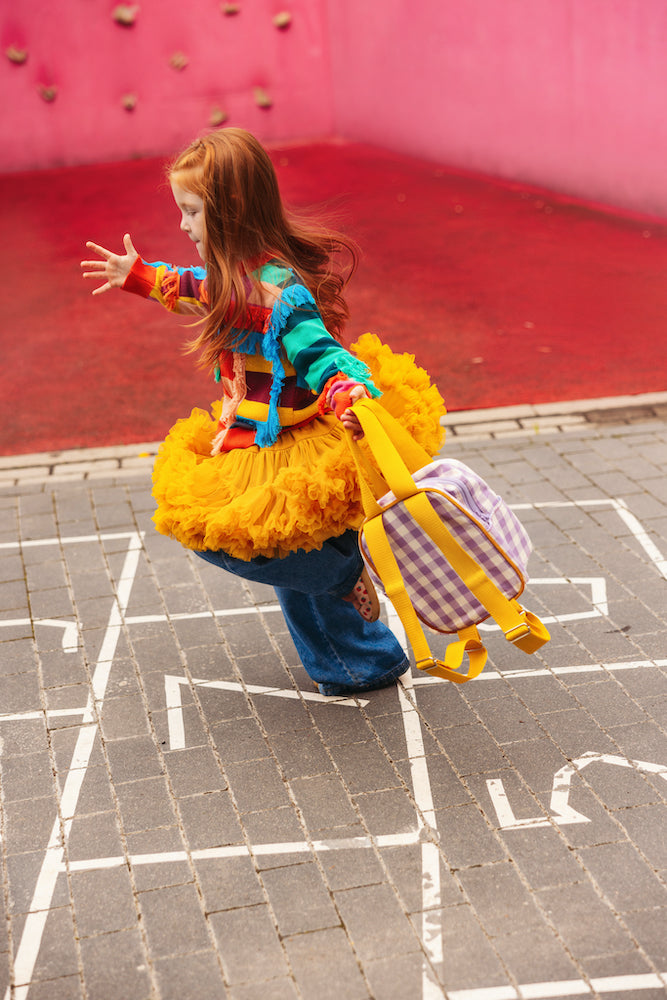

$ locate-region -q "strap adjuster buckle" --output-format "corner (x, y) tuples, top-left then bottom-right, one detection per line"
(504, 622), (531, 644)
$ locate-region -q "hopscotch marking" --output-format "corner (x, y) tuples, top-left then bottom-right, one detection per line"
(0, 574), (608, 651)
(1, 496), (666, 1000)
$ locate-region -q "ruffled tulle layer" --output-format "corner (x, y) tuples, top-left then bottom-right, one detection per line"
(151, 333), (446, 560)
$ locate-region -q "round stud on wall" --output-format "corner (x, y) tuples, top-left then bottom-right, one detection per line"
(112, 4), (139, 26)
(169, 52), (188, 71)
(210, 107), (229, 126)
(272, 12), (291, 29)
(121, 93), (138, 111)
(38, 84), (58, 102)
(253, 86), (272, 109)
(221, 3), (240, 14)
(6, 45), (28, 64)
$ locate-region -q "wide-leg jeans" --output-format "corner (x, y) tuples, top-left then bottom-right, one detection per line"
(195, 530), (409, 696)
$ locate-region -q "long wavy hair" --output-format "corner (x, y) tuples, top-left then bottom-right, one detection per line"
(168, 128), (359, 372)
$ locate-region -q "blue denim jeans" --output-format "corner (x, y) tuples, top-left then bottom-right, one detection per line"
(195, 530), (408, 696)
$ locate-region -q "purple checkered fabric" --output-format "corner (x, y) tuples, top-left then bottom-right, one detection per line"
(360, 458), (533, 634)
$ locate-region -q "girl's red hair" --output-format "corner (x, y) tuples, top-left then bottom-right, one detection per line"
(168, 128), (359, 372)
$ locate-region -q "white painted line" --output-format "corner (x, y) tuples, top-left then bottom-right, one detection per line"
(59, 725), (99, 771)
(63, 830), (422, 873)
(0, 618), (79, 653)
(397, 673), (444, 998)
(447, 970), (667, 999)
(189, 677), (368, 707)
(512, 498), (667, 581)
(511, 499), (620, 510)
(0, 708), (87, 724)
(125, 604), (284, 626)
(486, 779), (550, 831)
(478, 577), (609, 630)
(412, 660), (667, 685)
(571, 750), (667, 780)
(1, 664), (662, 733)
(164, 674), (186, 752)
(5, 533), (143, 1000)
(164, 675), (369, 751)
(0, 531), (141, 550)
(613, 497), (667, 580)
(5, 662), (658, 732)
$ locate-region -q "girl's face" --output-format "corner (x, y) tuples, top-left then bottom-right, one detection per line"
(170, 177), (206, 261)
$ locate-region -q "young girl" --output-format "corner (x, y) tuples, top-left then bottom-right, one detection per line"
(81, 127), (445, 696)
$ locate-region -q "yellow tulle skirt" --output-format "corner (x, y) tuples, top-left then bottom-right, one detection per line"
(151, 333), (446, 560)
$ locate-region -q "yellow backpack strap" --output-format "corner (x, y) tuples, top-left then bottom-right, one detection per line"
(363, 515), (487, 684)
(354, 398), (434, 495)
(346, 397), (435, 516)
(346, 433), (390, 518)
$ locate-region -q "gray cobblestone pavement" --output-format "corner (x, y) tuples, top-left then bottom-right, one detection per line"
(1, 394), (666, 1000)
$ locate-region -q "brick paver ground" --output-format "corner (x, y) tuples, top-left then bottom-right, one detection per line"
(1, 396), (666, 1000)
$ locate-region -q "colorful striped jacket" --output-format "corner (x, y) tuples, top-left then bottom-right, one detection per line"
(123, 257), (379, 450)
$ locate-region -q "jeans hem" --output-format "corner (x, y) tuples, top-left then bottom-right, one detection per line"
(316, 659), (410, 697)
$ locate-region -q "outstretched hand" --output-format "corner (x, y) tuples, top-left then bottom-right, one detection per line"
(80, 233), (139, 295)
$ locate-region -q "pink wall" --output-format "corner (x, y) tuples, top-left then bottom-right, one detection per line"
(0, 0), (333, 170)
(325, 0), (667, 217)
(2, 0), (666, 216)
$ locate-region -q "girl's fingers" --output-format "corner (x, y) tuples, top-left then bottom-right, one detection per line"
(85, 241), (112, 259)
(80, 261), (108, 270)
(340, 410), (364, 438)
(348, 384), (370, 404)
(122, 233), (137, 255)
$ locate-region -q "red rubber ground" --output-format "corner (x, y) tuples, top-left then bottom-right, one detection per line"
(2, 141), (666, 455)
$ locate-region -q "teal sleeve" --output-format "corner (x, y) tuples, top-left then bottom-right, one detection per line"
(281, 307), (379, 395)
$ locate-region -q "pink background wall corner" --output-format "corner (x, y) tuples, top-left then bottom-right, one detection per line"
(2, 0), (667, 216)
(324, 0), (667, 218)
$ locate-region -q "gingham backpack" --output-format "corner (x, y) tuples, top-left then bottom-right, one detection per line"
(349, 399), (550, 683)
